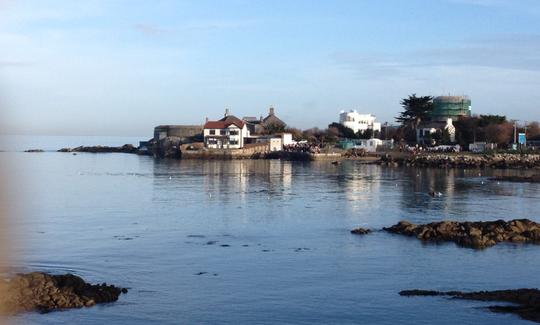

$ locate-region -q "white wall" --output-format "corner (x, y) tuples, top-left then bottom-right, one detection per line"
(339, 110), (381, 134)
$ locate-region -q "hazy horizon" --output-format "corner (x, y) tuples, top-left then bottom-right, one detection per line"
(2, 0), (540, 136)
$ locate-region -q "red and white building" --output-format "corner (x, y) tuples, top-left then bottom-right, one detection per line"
(203, 111), (250, 149)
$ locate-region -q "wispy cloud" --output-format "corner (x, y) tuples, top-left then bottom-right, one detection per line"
(133, 23), (168, 36)
(332, 34), (540, 78)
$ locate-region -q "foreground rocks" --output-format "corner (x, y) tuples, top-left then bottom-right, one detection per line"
(400, 288), (540, 323)
(382, 219), (540, 249)
(0, 272), (127, 314)
(58, 144), (138, 154)
(490, 175), (540, 183)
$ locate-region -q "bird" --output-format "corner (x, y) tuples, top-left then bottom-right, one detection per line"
(429, 191), (442, 197)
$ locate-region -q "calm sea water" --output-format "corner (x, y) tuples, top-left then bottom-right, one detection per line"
(2, 136), (540, 324)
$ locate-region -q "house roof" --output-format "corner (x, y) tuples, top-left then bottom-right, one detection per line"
(204, 115), (245, 129)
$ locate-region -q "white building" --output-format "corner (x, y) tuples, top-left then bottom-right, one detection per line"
(355, 138), (383, 153)
(203, 112), (250, 149)
(339, 110), (381, 134)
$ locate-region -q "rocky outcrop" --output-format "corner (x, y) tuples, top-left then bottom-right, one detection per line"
(58, 144), (138, 154)
(153, 137), (183, 158)
(490, 175), (540, 183)
(383, 219), (540, 249)
(350, 227), (372, 235)
(400, 288), (540, 323)
(382, 153), (540, 169)
(0, 272), (127, 314)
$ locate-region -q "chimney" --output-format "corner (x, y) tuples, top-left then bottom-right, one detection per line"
(269, 106), (275, 116)
(205, 116), (209, 123)
(224, 108), (229, 117)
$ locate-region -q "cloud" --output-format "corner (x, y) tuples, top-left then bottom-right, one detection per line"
(332, 34), (540, 78)
(133, 23), (167, 36)
(0, 60), (33, 68)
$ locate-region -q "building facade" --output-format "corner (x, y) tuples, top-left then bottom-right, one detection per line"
(339, 110), (381, 134)
(203, 112), (250, 149)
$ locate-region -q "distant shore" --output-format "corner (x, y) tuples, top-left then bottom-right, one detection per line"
(20, 144), (540, 169)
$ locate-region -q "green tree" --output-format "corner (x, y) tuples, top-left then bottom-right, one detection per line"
(396, 94), (434, 132)
(328, 122), (357, 139)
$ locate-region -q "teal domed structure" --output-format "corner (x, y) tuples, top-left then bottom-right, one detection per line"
(431, 96), (471, 122)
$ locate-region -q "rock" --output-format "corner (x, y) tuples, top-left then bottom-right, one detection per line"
(0, 272), (128, 315)
(399, 288), (540, 323)
(389, 153), (540, 169)
(57, 144), (138, 154)
(24, 149), (45, 153)
(383, 219), (540, 249)
(350, 227), (372, 235)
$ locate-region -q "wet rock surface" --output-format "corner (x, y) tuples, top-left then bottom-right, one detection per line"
(350, 227), (372, 235)
(399, 288), (540, 323)
(383, 219), (540, 249)
(490, 175), (540, 183)
(0, 272), (127, 314)
(58, 144), (138, 154)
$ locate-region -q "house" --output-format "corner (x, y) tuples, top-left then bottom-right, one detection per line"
(339, 110), (381, 134)
(244, 106), (286, 134)
(203, 110), (250, 149)
(416, 118), (456, 145)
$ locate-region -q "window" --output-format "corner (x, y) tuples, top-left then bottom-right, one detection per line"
(229, 130), (239, 135)
(230, 140), (238, 145)
(220, 130), (226, 135)
(209, 130), (215, 135)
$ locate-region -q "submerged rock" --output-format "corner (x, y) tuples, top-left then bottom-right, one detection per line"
(0, 272), (127, 314)
(350, 227), (372, 235)
(399, 288), (540, 323)
(383, 219), (540, 249)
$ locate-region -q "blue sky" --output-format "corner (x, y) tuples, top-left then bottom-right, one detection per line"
(1, 0), (540, 136)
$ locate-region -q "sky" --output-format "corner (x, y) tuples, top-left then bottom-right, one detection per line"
(1, 0), (540, 136)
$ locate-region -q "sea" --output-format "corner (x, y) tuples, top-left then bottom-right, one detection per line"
(1, 135), (540, 324)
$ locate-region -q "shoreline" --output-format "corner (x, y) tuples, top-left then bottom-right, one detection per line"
(18, 144), (540, 169)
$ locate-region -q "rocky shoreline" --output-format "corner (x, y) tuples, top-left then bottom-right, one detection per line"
(382, 153), (540, 169)
(350, 219), (540, 249)
(0, 272), (127, 314)
(400, 288), (540, 323)
(382, 219), (540, 249)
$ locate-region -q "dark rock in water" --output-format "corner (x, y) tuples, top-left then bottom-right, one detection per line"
(0, 272), (127, 315)
(24, 149), (44, 153)
(383, 219), (540, 249)
(350, 227), (372, 235)
(399, 288), (540, 323)
(57, 144), (138, 154)
(490, 175), (540, 183)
